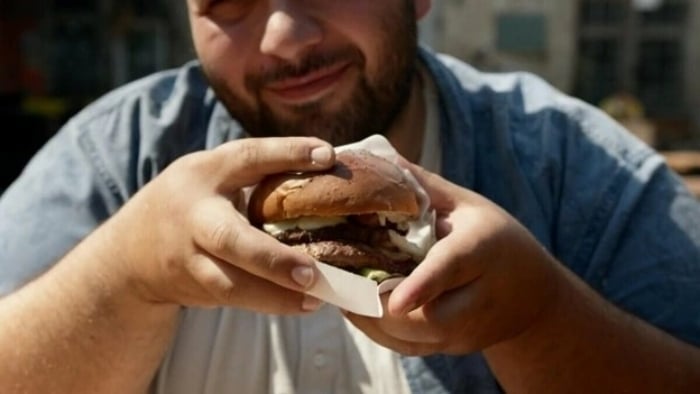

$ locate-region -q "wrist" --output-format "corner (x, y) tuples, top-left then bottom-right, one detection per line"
(69, 222), (181, 325)
(94, 211), (180, 308)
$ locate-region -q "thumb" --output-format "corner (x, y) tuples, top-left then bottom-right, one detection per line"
(212, 137), (336, 191)
(402, 161), (463, 211)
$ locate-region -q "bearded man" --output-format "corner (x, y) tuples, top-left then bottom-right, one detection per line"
(1, 1), (699, 393)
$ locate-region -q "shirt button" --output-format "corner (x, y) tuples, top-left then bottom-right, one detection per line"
(313, 352), (327, 368)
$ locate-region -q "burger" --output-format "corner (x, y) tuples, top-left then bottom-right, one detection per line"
(247, 149), (428, 282)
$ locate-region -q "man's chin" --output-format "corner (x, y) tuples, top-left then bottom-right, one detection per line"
(262, 118), (372, 145)
(255, 103), (374, 144)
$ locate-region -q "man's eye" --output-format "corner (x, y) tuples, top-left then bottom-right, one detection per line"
(206, 0), (256, 21)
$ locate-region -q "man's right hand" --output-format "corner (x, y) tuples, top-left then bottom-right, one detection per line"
(98, 137), (335, 313)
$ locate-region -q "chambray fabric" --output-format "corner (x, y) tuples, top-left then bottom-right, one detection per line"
(1, 47), (699, 393)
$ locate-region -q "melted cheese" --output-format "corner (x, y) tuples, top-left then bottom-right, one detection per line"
(262, 217), (347, 236)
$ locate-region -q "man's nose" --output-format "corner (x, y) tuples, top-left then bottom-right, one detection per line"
(259, 5), (323, 62)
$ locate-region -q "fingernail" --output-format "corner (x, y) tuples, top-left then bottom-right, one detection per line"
(302, 295), (323, 312)
(310, 146), (333, 166)
(292, 266), (315, 288)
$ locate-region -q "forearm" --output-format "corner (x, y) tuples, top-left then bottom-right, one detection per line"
(0, 228), (179, 393)
(485, 264), (700, 393)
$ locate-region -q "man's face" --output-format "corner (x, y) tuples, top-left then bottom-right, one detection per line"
(188, 0), (424, 146)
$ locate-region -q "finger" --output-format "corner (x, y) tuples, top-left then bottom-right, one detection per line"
(343, 312), (438, 357)
(434, 214), (453, 239)
(388, 230), (482, 316)
(402, 161), (464, 211)
(191, 198), (318, 292)
(187, 253), (322, 314)
(368, 294), (446, 344)
(425, 281), (482, 324)
(212, 137), (335, 189)
(346, 289), (488, 355)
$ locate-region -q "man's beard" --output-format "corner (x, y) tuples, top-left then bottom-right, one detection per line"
(204, 3), (419, 146)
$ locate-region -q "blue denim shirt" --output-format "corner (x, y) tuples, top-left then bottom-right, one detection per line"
(2, 48), (699, 393)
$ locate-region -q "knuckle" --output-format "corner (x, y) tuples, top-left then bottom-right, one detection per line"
(220, 279), (239, 303)
(208, 220), (237, 255)
(287, 143), (312, 161)
(236, 140), (261, 166)
(196, 263), (239, 303)
(173, 150), (210, 175)
(162, 254), (185, 281)
(260, 249), (284, 271)
(252, 247), (294, 279)
(212, 275), (239, 303)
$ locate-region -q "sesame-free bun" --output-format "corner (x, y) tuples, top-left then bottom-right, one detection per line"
(248, 149), (420, 225)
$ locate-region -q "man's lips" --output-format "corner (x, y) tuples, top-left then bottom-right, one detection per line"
(263, 61), (352, 104)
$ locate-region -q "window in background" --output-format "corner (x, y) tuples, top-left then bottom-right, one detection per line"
(0, 0), (179, 190)
(575, 0), (690, 147)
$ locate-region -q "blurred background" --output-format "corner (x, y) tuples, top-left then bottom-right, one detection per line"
(2, 0), (699, 195)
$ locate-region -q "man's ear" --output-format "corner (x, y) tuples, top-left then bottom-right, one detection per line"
(415, 0), (432, 20)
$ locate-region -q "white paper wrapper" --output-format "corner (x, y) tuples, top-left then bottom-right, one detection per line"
(306, 135), (436, 317)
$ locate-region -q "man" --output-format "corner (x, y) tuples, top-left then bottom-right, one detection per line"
(1, 1), (699, 392)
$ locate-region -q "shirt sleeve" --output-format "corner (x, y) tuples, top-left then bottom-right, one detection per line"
(0, 65), (211, 297)
(552, 103), (700, 347)
(0, 120), (124, 296)
(593, 159), (700, 345)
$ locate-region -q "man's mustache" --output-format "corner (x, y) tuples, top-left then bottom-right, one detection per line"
(246, 47), (364, 90)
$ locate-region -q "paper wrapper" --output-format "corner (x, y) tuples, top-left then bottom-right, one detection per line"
(302, 135), (436, 317)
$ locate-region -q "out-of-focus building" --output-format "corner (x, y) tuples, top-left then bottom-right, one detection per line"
(661, 150), (700, 197)
(0, 0), (191, 188)
(1, 0), (191, 106)
(422, 0), (700, 196)
(425, 0), (700, 151)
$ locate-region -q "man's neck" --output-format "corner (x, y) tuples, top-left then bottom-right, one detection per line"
(386, 69), (426, 164)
